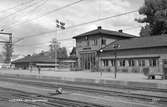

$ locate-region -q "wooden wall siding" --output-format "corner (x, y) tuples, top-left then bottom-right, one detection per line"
(98, 47), (167, 73)
(99, 47), (167, 57)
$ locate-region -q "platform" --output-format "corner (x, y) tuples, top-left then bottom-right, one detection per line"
(0, 69), (167, 89)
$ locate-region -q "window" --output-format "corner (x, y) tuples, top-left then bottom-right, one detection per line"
(87, 40), (90, 46)
(93, 39), (97, 46)
(138, 59), (145, 67)
(149, 59), (157, 67)
(110, 59), (115, 66)
(120, 59), (126, 67)
(163, 59), (167, 64)
(103, 59), (108, 67)
(142, 60), (145, 66)
(128, 59), (135, 67)
(102, 39), (106, 45)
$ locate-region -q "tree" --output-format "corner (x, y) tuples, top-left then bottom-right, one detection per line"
(2, 43), (13, 63)
(136, 0), (167, 36)
(140, 24), (151, 37)
(57, 47), (68, 58)
(49, 38), (68, 58)
(49, 38), (60, 58)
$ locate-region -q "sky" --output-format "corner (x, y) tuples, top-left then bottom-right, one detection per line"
(0, 0), (145, 57)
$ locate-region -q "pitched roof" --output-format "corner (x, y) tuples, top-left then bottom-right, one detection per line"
(12, 53), (77, 64)
(102, 35), (167, 51)
(73, 26), (136, 39)
(12, 54), (55, 63)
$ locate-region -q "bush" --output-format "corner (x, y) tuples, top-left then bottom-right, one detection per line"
(131, 67), (140, 73)
(106, 68), (111, 72)
(142, 67), (150, 76)
(70, 67), (82, 71)
(91, 66), (98, 72)
(121, 68), (128, 72)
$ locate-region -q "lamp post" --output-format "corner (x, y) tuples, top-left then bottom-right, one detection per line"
(113, 43), (120, 79)
(99, 49), (103, 77)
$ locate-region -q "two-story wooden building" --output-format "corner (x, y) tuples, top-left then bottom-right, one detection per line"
(73, 26), (136, 70)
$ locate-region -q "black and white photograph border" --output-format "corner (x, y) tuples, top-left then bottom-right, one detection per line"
(0, 0), (167, 107)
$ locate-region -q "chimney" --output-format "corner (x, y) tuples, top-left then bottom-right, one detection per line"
(27, 54), (31, 57)
(97, 26), (102, 29)
(118, 29), (123, 33)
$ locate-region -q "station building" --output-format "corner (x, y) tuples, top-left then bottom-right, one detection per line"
(98, 35), (167, 75)
(73, 26), (136, 70)
(12, 52), (77, 70)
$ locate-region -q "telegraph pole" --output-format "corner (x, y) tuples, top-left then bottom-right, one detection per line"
(54, 19), (65, 71)
(0, 32), (12, 64)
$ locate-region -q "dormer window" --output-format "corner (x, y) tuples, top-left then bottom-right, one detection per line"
(85, 36), (88, 40)
(102, 39), (106, 45)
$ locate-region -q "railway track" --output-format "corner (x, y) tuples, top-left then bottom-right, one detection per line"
(1, 74), (167, 93)
(0, 76), (167, 105)
(0, 87), (107, 107)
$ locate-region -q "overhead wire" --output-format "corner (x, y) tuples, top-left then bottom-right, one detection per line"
(0, 0), (35, 14)
(26, 0), (48, 13)
(14, 37), (73, 47)
(13, 9), (138, 44)
(4, 0), (85, 30)
(0, 0), (45, 28)
(0, 1), (143, 55)
(1, 0), (48, 29)
(14, 24), (141, 48)
(0, 0), (40, 20)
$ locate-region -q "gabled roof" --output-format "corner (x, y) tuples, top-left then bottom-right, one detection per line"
(12, 53), (77, 64)
(73, 26), (137, 39)
(102, 35), (167, 51)
(12, 54), (55, 63)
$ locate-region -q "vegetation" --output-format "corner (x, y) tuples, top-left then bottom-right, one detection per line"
(142, 67), (150, 76)
(49, 38), (68, 58)
(2, 43), (13, 63)
(136, 0), (167, 36)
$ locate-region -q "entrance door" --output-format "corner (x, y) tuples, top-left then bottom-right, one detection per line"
(80, 53), (96, 70)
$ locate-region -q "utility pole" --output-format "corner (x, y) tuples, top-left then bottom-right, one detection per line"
(0, 32), (12, 64)
(54, 19), (65, 71)
(113, 43), (120, 79)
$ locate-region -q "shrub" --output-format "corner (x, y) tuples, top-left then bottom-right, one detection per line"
(70, 67), (82, 71)
(106, 68), (111, 72)
(131, 67), (140, 73)
(121, 68), (128, 72)
(142, 67), (150, 76)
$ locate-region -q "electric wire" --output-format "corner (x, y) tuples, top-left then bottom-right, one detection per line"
(0, 0), (35, 14)
(5, 0), (85, 30)
(0, 0), (45, 28)
(13, 10), (138, 44)
(1, 0), (48, 29)
(13, 24), (142, 48)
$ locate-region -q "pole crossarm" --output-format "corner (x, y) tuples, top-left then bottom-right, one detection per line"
(0, 32), (12, 43)
(0, 32), (12, 35)
(0, 41), (10, 43)
(0, 32), (13, 64)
